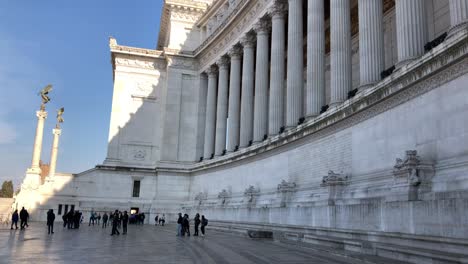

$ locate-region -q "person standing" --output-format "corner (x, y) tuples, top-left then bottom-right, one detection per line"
(111, 210), (120, 236)
(160, 214), (165, 226)
(102, 212), (108, 228)
(47, 209), (55, 234)
(182, 214), (190, 237)
(122, 211), (129, 235)
(10, 210), (19, 230)
(194, 214), (200, 236)
(19, 207), (27, 230)
(155, 214), (159, 226)
(97, 213), (101, 225)
(176, 213), (183, 236)
(201, 215), (208, 237)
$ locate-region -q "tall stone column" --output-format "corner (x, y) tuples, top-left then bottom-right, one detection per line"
(239, 32), (256, 148)
(395, 0), (427, 65)
(359, 0), (384, 88)
(227, 45), (243, 152)
(215, 56), (230, 156)
(330, 0), (352, 106)
(47, 128), (62, 180)
(253, 17), (271, 142)
(286, 0), (304, 127)
(203, 65), (218, 159)
(449, 0), (468, 35)
(28, 110), (48, 174)
(269, 2), (286, 135)
(306, 0), (325, 117)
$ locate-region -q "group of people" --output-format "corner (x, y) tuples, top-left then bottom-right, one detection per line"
(110, 210), (129, 235)
(177, 213), (208, 237)
(154, 214), (166, 226)
(10, 207), (30, 230)
(62, 209), (83, 229)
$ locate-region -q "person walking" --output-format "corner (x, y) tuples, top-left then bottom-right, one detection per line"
(201, 215), (208, 237)
(160, 214), (165, 226)
(102, 212), (108, 228)
(194, 213), (200, 236)
(47, 209), (55, 234)
(10, 210), (19, 230)
(19, 207), (27, 230)
(111, 210), (120, 236)
(122, 211), (129, 235)
(176, 213), (183, 236)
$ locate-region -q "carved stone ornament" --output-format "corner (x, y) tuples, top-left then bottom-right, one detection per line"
(216, 55), (230, 68)
(240, 31), (257, 48)
(253, 16), (272, 34)
(195, 192), (207, 205)
(393, 150), (422, 186)
(244, 185), (260, 203)
(206, 64), (219, 76)
(269, 0), (288, 17)
(218, 189), (230, 205)
(321, 171), (348, 187)
(277, 180), (296, 193)
(133, 149), (146, 161)
(228, 44), (243, 58)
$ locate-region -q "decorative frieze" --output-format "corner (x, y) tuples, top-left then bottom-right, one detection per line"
(218, 189), (230, 205)
(320, 171), (348, 187)
(244, 185), (260, 203)
(277, 180), (296, 193)
(167, 56), (198, 71)
(115, 56), (166, 71)
(195, 191), (208, 205)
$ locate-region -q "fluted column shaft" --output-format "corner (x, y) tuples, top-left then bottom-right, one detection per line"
(449, 0), (468, 33)
(269, 5), (286, 135)
(240, 34), (256, 148)
(359, 0), (384, 87)
(286, 0), (304, 127)
(30, 110), (47, 173)
(227, 46), (242, 152)
(203, 66), (218, 159)
(253, 20), (270, 142)
(306, 0), (325, 117)
(48, 128), (62, 179)
(330, 0), (352, 106)
(395, 0), (427, 65)
(215, 57), (230, 156)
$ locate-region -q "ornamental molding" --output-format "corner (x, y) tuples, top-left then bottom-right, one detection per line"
(228, 43), (243, 58)
(320, 171), (348, 187)
(244, 185), (260, 203)
(277, 180), (296, 193)
(114, 54), (166, 70)
(166, 56), (198, 70)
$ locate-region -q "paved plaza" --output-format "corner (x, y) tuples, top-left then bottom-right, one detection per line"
(0, 223), (409, 264)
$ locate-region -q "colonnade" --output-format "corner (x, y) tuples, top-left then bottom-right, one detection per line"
(201, 0), (468, 159)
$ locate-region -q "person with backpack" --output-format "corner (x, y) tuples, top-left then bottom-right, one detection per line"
(201, 215), (208, 237)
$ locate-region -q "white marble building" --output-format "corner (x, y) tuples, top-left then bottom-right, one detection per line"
(14, 0), (468, 262)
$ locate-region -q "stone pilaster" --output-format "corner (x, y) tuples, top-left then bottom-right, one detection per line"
(203, 65), (218, 159)
(47, 128), (62, 180)
(449, 0), (468, 35)
(239, 32), (256, 148)
(330, 0), (352, 106)
(286, 0), (304, 127)
(358, 0), (384, 88)
(215, 56), (230, 156)
(227, 45), (243, 152)
(395, 0), (427, 65)
(306, 0), (325, 117)
(28, 110), (48, 174)
(253, 17), (271, 142)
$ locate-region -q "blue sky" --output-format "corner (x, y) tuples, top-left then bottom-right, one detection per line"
(0, 1), (163, 188)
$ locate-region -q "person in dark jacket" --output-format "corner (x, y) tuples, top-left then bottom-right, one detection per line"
(193, 213), (200, 236)
(176, 213), (183, 236)
(110, 210), (120, 236)
(102, 212), (108, 228)
(67, 210), (74, 229)
(182, 214), (190, 237)
(201, 215), (208, 237)
(122, 211), (129, 234)
(11, 210), (19, 230)
(19, 207), (27, 230)
(47, 209), (55, 234)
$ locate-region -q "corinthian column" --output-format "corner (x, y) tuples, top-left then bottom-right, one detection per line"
(449, 0), (468, 35)
(269, 2), (286, 135)
(203, 65), (218, 159)
(215, 56), (230, 156)
(359, 0), (384, 88)
(227, 45), (243, 152)
(306, 0), (325, 117)
(395, 0), (427, 65)
(330, 0), (352, 106)
(239, 32), (256, 148)
(28, 109), (48, 174)
(47, 128), (62, 180)
(253, 17), (271, 142)
(286, 0), (304, 127)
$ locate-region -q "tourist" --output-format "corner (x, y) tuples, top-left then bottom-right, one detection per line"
(10, 210), (19, 230)
(102, 212), (108, 228)
(193, 213), (200, 236)
(122, 211), (129, 235)
(74, 211), (81, 229)
(47, 209), (55, 234)
(182, 214), (190, 236)
(176, 213), (183, 236)
(159, 214), (165, 226)
(140, 213), (145, 225)
(88, 211), (95, 226)
(201, 215), (208, 237)
(110, 210), (120, 236)
(97, 213), (101, 225)
(62, 213), (67, 228)
(19, 207), (28, 230)
(155, 214), (159, 226)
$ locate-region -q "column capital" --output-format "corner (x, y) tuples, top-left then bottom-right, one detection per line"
(228, 44), (243, 59)
(269, 0), (288, 18)
(36, 110), (47, 119)
(53, 128), (62, 136)
(206, 65), (218, 76)
(253, 16), (272, 34)
(216, 55), (230, 68)
(240, 31), (256, 48)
